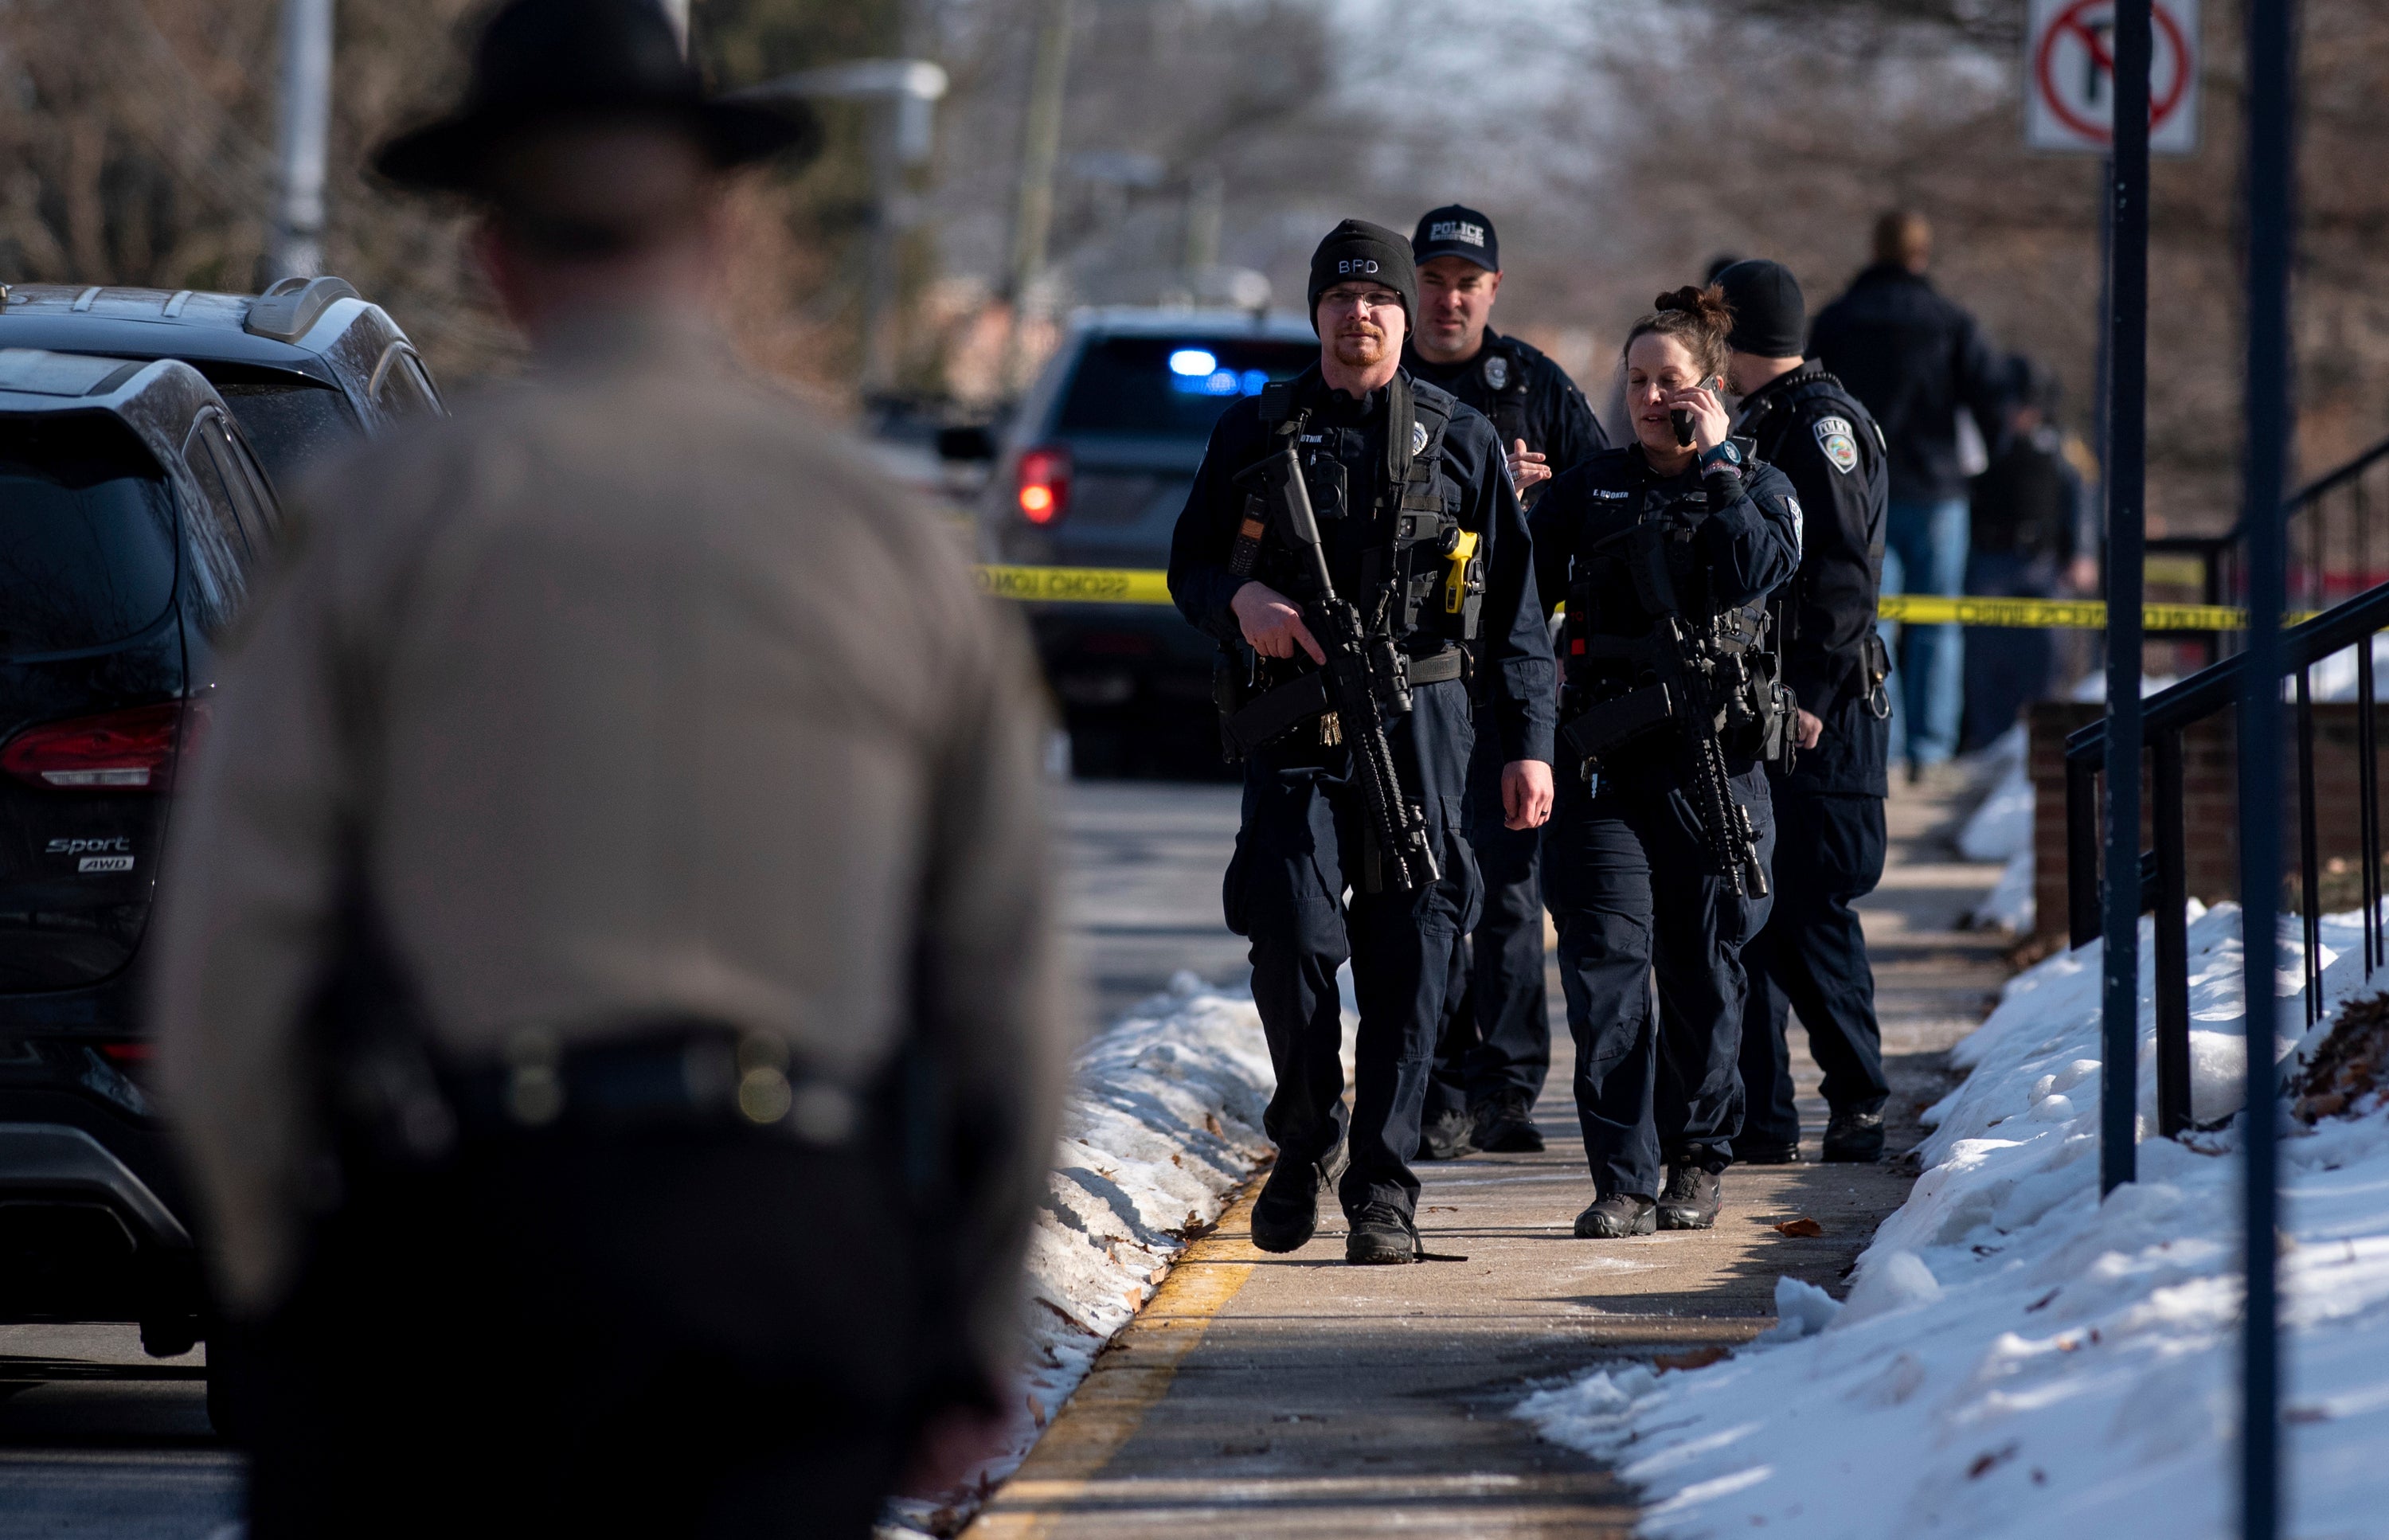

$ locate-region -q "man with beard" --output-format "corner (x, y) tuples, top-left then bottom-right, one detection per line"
(1168, 219), (1554, 1264)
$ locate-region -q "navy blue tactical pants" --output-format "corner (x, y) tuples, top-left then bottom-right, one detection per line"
(1545, 766), (1773, 1200)
(1738, 788), (1889, 1145)
(1425, 732), (1550, 1124)
(1225, 679), (1480, 1219)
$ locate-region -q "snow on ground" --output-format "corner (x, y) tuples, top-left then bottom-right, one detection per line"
(1957, 725), (2031, 864)
(882, 972), (1277, 1536)
(1520, 901), (2389, 1539)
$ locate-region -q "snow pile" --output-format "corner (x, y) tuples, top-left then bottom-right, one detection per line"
(885, 972), (1275, 1535)
(1957, 725), (2031, 863)
(1959, 726), (2036, 934)
(1520, 901), (2389, 1539)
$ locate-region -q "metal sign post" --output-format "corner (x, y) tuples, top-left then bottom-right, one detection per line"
(2237, 0), (2294, 1529)
(268, 0), (333, 283)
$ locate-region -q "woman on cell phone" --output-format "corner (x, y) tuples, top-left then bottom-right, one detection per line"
(1526, 286), (1807, 1240)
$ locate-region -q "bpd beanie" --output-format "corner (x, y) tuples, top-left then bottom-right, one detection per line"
(1307, 219), (1417, 333)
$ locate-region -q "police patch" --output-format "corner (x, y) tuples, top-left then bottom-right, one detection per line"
(1781, 494), (1804, 553)
(1814, 415), (1859, 475)
(1481, 353), (1509, 391)
(1411, 420), (1430, 455)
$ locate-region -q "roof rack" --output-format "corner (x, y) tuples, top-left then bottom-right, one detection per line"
(244, 275), (358, 342)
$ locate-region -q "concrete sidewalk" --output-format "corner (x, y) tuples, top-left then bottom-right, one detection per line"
(968, 776), (2011, 1540)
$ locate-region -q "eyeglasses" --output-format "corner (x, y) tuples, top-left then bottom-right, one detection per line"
(1318, 287), (1405, 315)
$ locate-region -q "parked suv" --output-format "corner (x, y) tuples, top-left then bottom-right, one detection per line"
(0, 276), (444, 492)
(0, 349), (287, 1363)
(968, 307), (1317, 776)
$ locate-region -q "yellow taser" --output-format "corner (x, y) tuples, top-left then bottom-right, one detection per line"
(1444, 530), (1480, 615)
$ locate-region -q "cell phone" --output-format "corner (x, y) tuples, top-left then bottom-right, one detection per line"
(1671, 377), (1724, 448)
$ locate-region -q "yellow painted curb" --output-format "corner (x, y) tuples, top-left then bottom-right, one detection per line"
(963, 1186), (1264, 1538)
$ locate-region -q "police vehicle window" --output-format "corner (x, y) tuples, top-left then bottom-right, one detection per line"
(215, 381), (364, 490)
(182, 419), (253, 560)
(203, 419), (278, 549)
(1053, 337), (1317, 437)
(0, 416), (178, 656)
(375, 349), (440, 419)
(218, 428), (283, 539)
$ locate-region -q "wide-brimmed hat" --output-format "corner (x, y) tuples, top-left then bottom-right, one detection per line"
(373, 0), (819, 195)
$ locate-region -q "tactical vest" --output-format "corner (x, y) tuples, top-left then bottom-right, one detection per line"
(1560, 455), (1789, 765)
(1249, 373), (1482, 646)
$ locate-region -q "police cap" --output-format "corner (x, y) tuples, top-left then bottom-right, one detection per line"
(1411, 205), (1499, 272)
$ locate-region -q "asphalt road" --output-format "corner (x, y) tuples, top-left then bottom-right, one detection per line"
(0, 776), (1251, 1538)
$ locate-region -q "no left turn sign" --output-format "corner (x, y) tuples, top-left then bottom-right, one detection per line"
(2025, 0), (2201, 156)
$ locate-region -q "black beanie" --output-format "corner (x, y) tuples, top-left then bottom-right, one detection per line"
(1307, 219), (1417, 334)
(1715, 259), (1807, 358)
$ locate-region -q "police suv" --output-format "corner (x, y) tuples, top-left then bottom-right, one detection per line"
(968, 307), (1317, 776)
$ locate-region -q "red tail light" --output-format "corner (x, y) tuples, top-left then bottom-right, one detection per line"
(1017, 446), (1071, 526)
(0, 702), (183, 792)
(96, 1041), (153, 1065)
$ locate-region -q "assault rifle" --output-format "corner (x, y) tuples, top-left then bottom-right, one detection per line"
(1559, 522), (1770, 898)
(1230, 442), (1441, 895)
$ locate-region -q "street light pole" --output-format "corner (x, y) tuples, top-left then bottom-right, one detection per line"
(268, 0), (332, 283)
(1003, 0), (1076, 393)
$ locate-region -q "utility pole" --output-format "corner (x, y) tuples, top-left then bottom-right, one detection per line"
(1003, 0), (1075, 393)
(268, 0), (332, 283)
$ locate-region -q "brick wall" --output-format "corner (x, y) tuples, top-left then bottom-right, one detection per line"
(2027, 698), (2380, 941)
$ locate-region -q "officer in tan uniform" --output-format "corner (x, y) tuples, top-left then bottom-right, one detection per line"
(151, 2), (1069, 1533)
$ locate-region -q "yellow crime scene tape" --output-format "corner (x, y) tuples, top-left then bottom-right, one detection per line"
(976, 565), (2257, 631)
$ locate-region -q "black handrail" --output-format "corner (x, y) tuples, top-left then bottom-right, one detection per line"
(2062, 569), (2389, 1134)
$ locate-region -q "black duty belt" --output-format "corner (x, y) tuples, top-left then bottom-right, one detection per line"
(1222, 647), (1464, 758)
(444, 1022), (863, 1147)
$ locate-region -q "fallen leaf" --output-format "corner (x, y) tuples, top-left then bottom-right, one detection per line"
(1652, 1345), (1730, 1372)
(1204, 1112), (1222, 1135)
(1773, 1216), (1825, 1237)
(1967, 1443), (2019, 1479)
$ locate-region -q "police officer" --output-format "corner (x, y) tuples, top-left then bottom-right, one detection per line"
(154, 2), (1068, 1530)
(1402, 205), (1606, 1161)
(1715, 259), (1895, 1165)
(1168, 219), (1555, 1264)
(1530, 287), (1801, 1237)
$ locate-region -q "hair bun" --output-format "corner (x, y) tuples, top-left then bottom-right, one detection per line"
(1654, 284), (1732, 331)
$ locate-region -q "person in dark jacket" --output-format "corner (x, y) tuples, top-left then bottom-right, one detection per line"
(1962, 354), (2098, 750)
(1809, 211), (2007, 783)
(1168, 219), (1556, 1267)
(1713, 259), (1896, 1165)
(1402, 204), (1608, 1161)
(1531, 287), (1801, 1238)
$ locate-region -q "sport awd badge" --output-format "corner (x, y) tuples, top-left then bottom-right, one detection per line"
(47, 836), (133, 874)
(1815, 416), (1860, 475)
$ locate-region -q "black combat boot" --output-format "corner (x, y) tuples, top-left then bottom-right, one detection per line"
(1416, 1108), (1475, 1161)
(1655, 1164), (1722, 1229)
(1249, 1147), (1342, 1253)
(1344, 1202), (1419, 1264)
(1737, 1135), (1802, 1165)
(1470, 1092), (1546, 1154)
(1573, 1193), (1656, 1238)
(1822, 1104), (1887, 1163)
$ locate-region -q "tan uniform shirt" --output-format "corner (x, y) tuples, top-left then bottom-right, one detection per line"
(153, 312), (1067, 1378)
